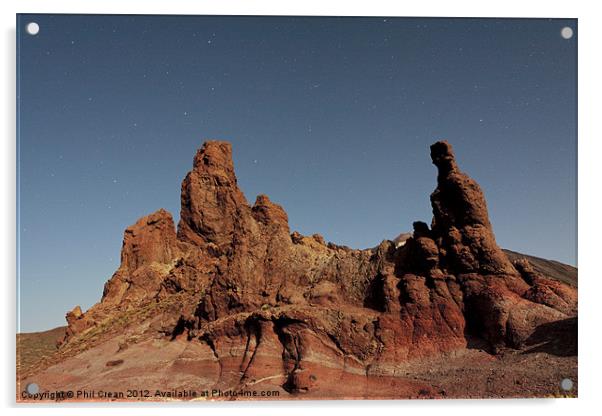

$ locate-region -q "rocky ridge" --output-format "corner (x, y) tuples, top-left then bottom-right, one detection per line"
(32, 140), (576, 397)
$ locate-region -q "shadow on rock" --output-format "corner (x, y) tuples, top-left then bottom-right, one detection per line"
(522, 317), (577, 357)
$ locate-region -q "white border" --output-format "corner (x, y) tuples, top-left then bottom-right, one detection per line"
(2, 1), (601, 415)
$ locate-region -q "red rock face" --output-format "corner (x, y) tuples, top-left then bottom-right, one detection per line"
(178, 141), (250, 250)
(101, 209), (185, 306)
(58, 140), (577, 395)
(430, 141), (515, 275)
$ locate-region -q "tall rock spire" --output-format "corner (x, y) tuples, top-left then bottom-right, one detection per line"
(177, 141), (251, 250)
(429, 140), (515, 275)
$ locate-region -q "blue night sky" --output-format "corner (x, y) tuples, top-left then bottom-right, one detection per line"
(17, 15), (577, 332)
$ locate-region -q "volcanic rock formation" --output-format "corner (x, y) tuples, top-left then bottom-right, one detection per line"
(56, 140), (577, 395)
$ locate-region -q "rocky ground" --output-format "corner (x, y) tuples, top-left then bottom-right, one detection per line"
(17, 326), (66, 376)
(17, 140), (577, 402)
(17, 327), (577, 401)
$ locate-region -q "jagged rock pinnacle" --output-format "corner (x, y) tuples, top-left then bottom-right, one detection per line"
(191, 141), (237, 179)
(430, 140), (458, 176)
(177, 140), (249, 249)
(429, 139), (515, 275)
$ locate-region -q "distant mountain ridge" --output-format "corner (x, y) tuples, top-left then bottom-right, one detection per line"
(503, 249), (577, 287)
